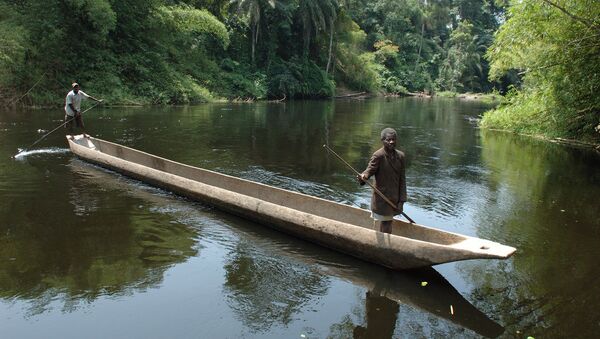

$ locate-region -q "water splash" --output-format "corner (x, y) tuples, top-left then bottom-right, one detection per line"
(13, 147), (70, 160)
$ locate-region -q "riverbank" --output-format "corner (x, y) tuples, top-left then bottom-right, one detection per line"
(2, 89), (507, 109)
(482, 127), (600, 152)
(434, 91), (502, 104)
(480, 90), (600, 146)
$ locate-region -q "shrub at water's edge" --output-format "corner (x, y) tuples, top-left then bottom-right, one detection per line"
(481, 0), (600, 144)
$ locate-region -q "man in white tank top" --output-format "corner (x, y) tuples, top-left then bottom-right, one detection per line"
(64, 82), (102, 135)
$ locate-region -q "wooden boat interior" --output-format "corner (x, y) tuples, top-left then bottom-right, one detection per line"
(71, 136), (476, 247)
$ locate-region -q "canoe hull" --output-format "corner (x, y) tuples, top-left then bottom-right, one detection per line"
(67, 135), (516, 270)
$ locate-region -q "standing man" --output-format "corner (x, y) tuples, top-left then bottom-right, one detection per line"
(357, 128), (407, 234)
(64, 82), (102, 135)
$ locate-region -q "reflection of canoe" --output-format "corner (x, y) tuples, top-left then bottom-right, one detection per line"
(279, 246), (506, 338)
(67, 135), (516, 270)
(69, 159), (505, 337)
(213, 210), (506, 338)
(343, 266), (505, 338)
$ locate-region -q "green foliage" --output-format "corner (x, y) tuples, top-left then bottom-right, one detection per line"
(298, 0), (338, 55)
(481, 86), (554, 135)
(483, 0), (600, 142)
(218, 58), (267, 99)
(332, 13), (379, 92)
(0, 2), (27, 87)
(373, 40), (399, 64)
(371, 40), (411, 94)
(230, 0), (276, 63)
(154, 4), (230, 49)
(267, 57), (334, 98)
(66, 0), (117, 38)
(346, 0), (503, 93)
(437, 21), (486, 92)
(9, 0), (594, 145)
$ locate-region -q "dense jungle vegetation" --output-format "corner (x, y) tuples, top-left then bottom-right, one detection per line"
(0, 0), (598, 142)
(482, 0), (599, 143)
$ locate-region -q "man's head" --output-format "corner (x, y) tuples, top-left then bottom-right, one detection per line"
(380, 127), (397, 151)
(72, 82), (80, 93)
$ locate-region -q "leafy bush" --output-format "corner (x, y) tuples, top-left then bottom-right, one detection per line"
(0, 3), (27, 87)
(484, 0), (600, 142)
(267, 57), (334, 99)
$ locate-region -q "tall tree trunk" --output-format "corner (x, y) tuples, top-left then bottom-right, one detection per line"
(251, 24), (256, 64)
(414, 21), (424, 72)
(326, 22), (334, 75)
(304, 29), (311, 59)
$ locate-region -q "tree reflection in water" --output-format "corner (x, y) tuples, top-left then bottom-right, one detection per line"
(223, 240), (329, 332)
(0, 161), (198, 316)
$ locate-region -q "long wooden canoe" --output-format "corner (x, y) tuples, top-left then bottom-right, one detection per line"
(68, 160), (505, 337)
(67, 134), (516, 270)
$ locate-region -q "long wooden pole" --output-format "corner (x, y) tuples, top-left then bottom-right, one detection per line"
(13, 101), (103, 158)
(323, 144), (415, 223)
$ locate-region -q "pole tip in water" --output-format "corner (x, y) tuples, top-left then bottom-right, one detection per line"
(12, 148), (24, 159)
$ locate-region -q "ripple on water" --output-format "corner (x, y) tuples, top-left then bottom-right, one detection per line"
(236, 166), (360, 202)
(13, 147), (70, 160)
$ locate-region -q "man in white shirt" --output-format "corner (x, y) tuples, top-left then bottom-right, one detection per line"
(65, 82), (102, 135)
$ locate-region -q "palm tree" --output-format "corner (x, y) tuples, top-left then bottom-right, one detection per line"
(414, 0), (431, 73)
(298, 0), (338, 65)
(231, 0), (276, 64)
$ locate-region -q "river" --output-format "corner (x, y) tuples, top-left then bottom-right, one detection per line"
(1, 98), (599, 338)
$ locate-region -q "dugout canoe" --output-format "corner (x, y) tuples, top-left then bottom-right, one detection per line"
(67, 161), (505, 337)
(66, 134), (516, 270)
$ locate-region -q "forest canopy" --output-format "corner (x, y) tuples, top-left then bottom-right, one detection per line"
(0, 0), (506, 104)
(0, 0), (597, 142)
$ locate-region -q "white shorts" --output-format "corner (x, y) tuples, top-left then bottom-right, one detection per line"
(371, 212), (394, 221)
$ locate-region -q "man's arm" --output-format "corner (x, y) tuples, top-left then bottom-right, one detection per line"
(357, 152), (381, 183)
(88, 95), (103, 102)
(398, 153), (407, 203)
(80, 91), (103, 102)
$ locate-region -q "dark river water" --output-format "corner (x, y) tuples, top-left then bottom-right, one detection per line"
(1, 98), (599, 338)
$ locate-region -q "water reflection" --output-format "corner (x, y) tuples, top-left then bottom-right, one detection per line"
(223, 241), (329, 332)
(323, 267), (505, 338)
(0, 159), (198, 315)
(220, 212), (504, 338)
(62, 159), (505, 337)
(352, 291), (399, 339)
(3, 98), (598, 337)
(461, 130), (600, 338)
